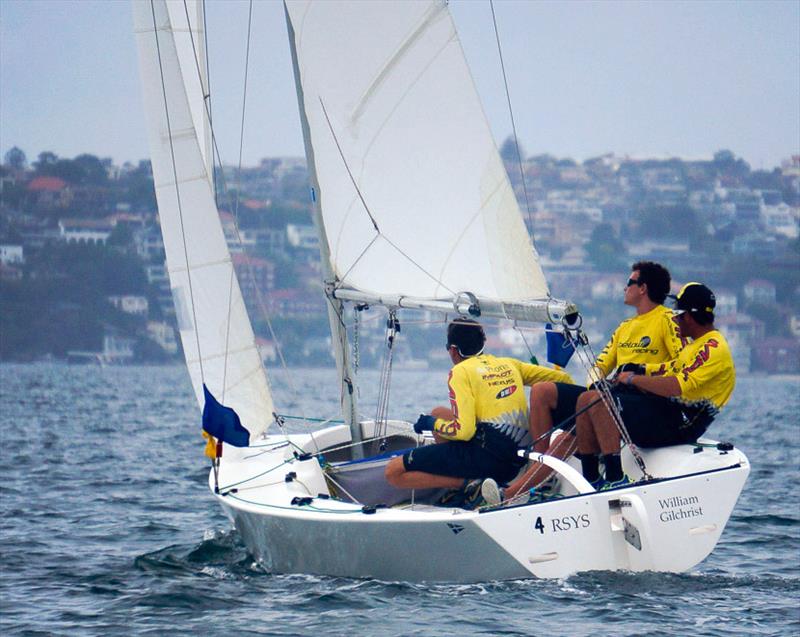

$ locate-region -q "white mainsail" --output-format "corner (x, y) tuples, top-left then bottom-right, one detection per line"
(133, 0), (273, 439)
(285, 0), (550, 306)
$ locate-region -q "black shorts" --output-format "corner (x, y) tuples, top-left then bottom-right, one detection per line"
(616, 391), (707, 447)
(401, 426), (523, 484)
(551, 382), (587, 429)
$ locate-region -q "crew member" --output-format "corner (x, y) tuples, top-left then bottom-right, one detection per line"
(384, 319), (572, 506)
(483, 261), (684, 504)
(575, 282), (735, 489)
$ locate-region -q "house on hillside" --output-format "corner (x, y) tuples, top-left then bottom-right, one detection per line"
(286, 224), (319, 250)
(27, 176), (70, 209)
(0, 244), (24, 265)
(108, 295), (149, 316)
(147, 321), (178, 355)
(743, 279), (777, 305)
(58, 218), (114, 245)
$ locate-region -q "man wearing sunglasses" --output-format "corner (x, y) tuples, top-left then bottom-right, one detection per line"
(384, 318), (572, 507)
(482, 261), (684, 504)
(574, 282), (735, 488)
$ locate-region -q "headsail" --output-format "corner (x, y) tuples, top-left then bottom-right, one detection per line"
(133, 0), (273, 440)
(285, 0), (561, 319)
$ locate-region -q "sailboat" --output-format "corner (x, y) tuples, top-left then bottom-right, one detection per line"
(133, 0), (749, 582)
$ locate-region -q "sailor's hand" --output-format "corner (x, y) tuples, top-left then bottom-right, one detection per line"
(616, 363), (645, 375)
(615, 372), (636, 386)
(413, 414), (436, 434)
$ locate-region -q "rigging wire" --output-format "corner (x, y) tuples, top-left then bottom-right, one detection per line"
(374, 310), (399, 444)
(219, 0), (254, 401)
(488, 0), (535, 238)
(564, 326), (651, 480)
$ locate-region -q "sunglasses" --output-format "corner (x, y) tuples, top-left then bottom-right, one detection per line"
(626, 278), (644, 287)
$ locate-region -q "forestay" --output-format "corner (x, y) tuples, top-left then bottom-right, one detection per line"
(285, 0), (551, 306)
(133, 0), (273, 439)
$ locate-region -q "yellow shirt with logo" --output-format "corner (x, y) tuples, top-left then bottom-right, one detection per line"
(664, 330), (735, 408)
(433, 354), (573, 442)
(594, 305), (684, 380)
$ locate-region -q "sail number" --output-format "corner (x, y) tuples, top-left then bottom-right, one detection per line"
(534, 514), (591, 535)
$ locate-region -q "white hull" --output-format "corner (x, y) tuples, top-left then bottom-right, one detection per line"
(211, 422), (749, 582)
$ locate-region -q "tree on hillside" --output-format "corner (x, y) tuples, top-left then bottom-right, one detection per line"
(4, 147), (27, 170)
(119, 160), (156, 210)
(72, 154), (110, 186)
(638, 204), (702, 241)
(31, 152), (110, 186)
(33, 151), (58, 171)
(586, 223), (627, 272)
(500, 136), (525, 164)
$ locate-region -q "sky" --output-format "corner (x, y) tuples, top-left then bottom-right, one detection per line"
(1, 0), (798, 170)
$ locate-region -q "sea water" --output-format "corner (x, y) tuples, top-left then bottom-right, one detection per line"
(1, 364), (798, 636)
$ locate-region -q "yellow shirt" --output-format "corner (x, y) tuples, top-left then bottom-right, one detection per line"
(594, 305), (684, 380)
(433, 354), (573, 442)
(666, 330), (736, 408)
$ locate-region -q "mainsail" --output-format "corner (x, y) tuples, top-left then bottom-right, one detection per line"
(285, 0), (552, 311)
(133, 0), (273, 439)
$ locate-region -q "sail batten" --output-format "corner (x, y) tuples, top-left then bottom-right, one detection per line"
(134, 0), (273, 439)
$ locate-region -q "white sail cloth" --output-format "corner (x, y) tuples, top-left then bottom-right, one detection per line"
(285, 0), (549, 303)
(133, 0), (273, 439)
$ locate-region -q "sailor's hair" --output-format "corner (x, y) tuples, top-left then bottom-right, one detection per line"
(632, 261), (671, 304)
(447, 319), (486, 357)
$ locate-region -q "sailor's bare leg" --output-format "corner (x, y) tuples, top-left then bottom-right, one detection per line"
(502, 383), (566, 499)
(384, 456), (463, 489)
(504, 431), (577, 498)
(576, 390), (604, 454)
(529, 382), (558, 453)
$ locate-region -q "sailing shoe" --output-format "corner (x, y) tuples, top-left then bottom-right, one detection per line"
(527, 487), (566, 504)
(481, 478), (504, 507)
(436, 489), (464, 507)
(589, 477), (605, 491)
(462, 479), (485, 509)
(600, 474), (632, 491)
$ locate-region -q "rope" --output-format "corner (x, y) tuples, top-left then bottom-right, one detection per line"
(489, 0), (535, 236)
(374, 310), (399, 443)
(563, 325), (651, 480)
(220, 0), (254, 401)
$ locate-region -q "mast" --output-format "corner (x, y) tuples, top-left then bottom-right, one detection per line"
(284, 4), (362, 453)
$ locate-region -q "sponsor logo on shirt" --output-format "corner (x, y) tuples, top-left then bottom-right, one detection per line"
(495, 385), (517, 399)
(681, 339), (720, 381)
(618, 335), (658, 355)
